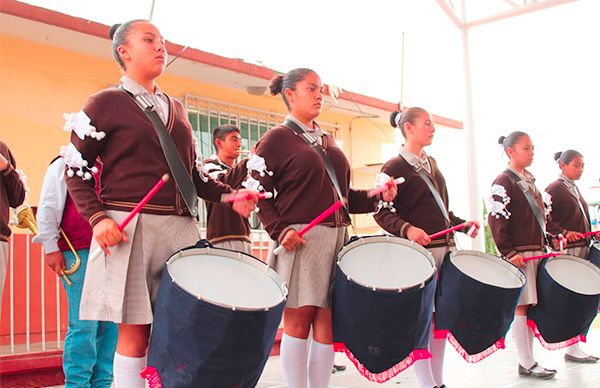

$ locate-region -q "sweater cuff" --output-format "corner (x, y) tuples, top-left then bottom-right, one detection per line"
(399, 222), (412, 239)
(505, 250), (518, 260)
(89, 211), (109, 228)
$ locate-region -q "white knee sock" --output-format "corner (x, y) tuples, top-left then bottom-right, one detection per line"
(413, 358), (436, 388)
(307, 340), (334, 388)
(512, 315), (535, 369)
(429, 335), (446, 386)
(281, 333), (309, 388)
(113, 352), (147, 388)
(565, 342), (589, 358)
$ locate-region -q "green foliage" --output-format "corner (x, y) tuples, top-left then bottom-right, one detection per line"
(482, 200), (498, 256)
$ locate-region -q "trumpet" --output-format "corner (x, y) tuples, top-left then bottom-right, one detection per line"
(15, 206), (79, 286)
(16, 206), (39, 235)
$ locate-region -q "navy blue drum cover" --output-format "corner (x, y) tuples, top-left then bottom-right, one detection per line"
(144, 244), (287, 388)
(528, 255), (600, 349)
(332, 236), (437, 383)
(434, 250), (526, 362)
(588, 241), (600, 267)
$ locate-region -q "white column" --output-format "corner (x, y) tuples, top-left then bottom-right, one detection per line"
(461, 10), (484, 251)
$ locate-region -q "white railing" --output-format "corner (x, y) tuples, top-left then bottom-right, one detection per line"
(0, 228), (272, 357)
(1, 230), (63, 356)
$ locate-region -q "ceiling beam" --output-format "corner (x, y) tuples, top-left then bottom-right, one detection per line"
(435, 0), (464, 28)
(464, 0), (579, 29)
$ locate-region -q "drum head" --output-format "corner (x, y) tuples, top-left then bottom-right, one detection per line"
(545, 255), (600, 296)
(450, 250), (525, 289)
(337, 236), (435, 291)
(167, 247), (286, 310)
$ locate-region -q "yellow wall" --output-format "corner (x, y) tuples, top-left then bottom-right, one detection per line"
(0, 34), (393, 207)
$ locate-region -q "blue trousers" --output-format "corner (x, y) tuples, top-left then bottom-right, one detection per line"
(62, 249), (118, 388)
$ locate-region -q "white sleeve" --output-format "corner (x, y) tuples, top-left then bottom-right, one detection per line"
(31, 159), (67, 253)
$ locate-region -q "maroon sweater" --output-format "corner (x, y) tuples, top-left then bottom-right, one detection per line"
(488, 170), (546, 259)
(545, 178), (591, 249)
(203, 157), (251, 243)
(0, 141), (26, 242)
(373, 155), (466, 248)
(253, 124), (378, 241)
(66, 88), (231, 227)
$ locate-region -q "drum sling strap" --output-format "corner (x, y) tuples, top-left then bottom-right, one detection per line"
(505, 169), (550, 246)
(560, 178), (591, 231)
(401, 154), (453, 229)
(119, 87), (199, 217)
(283, 119), (352, 224)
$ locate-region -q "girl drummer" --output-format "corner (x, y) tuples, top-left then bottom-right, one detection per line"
(488, 131), (556, 379)
(373, 107), (479, 388)
(65, 20), (254, 387)
(545, 149), (598, 363)
(252, 68), (396, 388)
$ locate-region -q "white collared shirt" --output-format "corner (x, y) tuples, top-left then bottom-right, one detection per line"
(508, 166), (538, 193)
(399, 145), (431, 174)
(120, 75), (169, 125)
(31, 158), (67, 254)
(285, 114), (324, 145)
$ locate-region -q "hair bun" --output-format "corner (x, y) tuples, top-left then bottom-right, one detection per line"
(389, 111), (401, 128)
(554, 151), (563, 161)
(268, 75), (284, 96)
(109, 23), (121, 40)
(497, 136), (506, 145)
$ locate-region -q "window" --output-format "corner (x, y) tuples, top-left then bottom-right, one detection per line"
(184, 94), (342, 231)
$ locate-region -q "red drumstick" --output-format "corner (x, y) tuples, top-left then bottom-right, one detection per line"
(523, 252), (562, 262)
(580, 230), (600, 238)
(429, 222), (467, 240)
(89, 174), (169, 261)
(273, 200), (344, 255)
(367, 177), (405, 198)
(222, 191), (273, 203)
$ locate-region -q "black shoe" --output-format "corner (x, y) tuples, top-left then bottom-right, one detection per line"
(333, 364), (347, 371)
(565, 353), (600, 363)
(518, 363), (556, 379)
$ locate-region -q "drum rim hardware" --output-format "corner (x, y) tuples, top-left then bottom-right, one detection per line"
(337, 235), (436, 292)
(449, 250), (526, 290)
(544, 254), (600, 296)
(166, 246), (288, 311)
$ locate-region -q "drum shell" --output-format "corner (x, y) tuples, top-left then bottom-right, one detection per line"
(333, 266), (436, 374)
(588, 242), (600, 267)
(434, 251), (524, 355)
(147, 248), (285, 388)
(528, 256), (600, 344)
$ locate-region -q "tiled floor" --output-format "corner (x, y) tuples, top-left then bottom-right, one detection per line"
(45, 326), (600, 388)
(257, 327), (600, 388)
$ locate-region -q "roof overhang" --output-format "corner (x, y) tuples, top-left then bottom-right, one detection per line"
(0, 0), (463, 129)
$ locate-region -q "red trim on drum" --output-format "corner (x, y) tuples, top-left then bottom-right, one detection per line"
(141, 366), (163, 388)
(333, 342), (431, 383)
(434, 329), (507, 362)
(527, 319), (587, 350)
(447, 333), (506, 363)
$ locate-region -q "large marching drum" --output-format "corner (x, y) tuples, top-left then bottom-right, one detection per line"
(434, 250), (526, 362)
(145, 243), (287, 388)
(528, 254), (600, 349)
(332, 236), (437, 383)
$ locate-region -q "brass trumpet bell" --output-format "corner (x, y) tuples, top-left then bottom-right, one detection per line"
(17, 206), (39, 235)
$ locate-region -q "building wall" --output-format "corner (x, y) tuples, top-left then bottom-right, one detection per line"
(0, 33), (393, 208)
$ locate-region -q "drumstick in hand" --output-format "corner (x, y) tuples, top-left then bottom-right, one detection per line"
(523, 252), (562, 262)
(273, 200), (344, 256)
(580, 230), (600, 238)
(89, 174), (169, 262)
(222, 191), (273, 202)
(368, 177), (405, 198)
